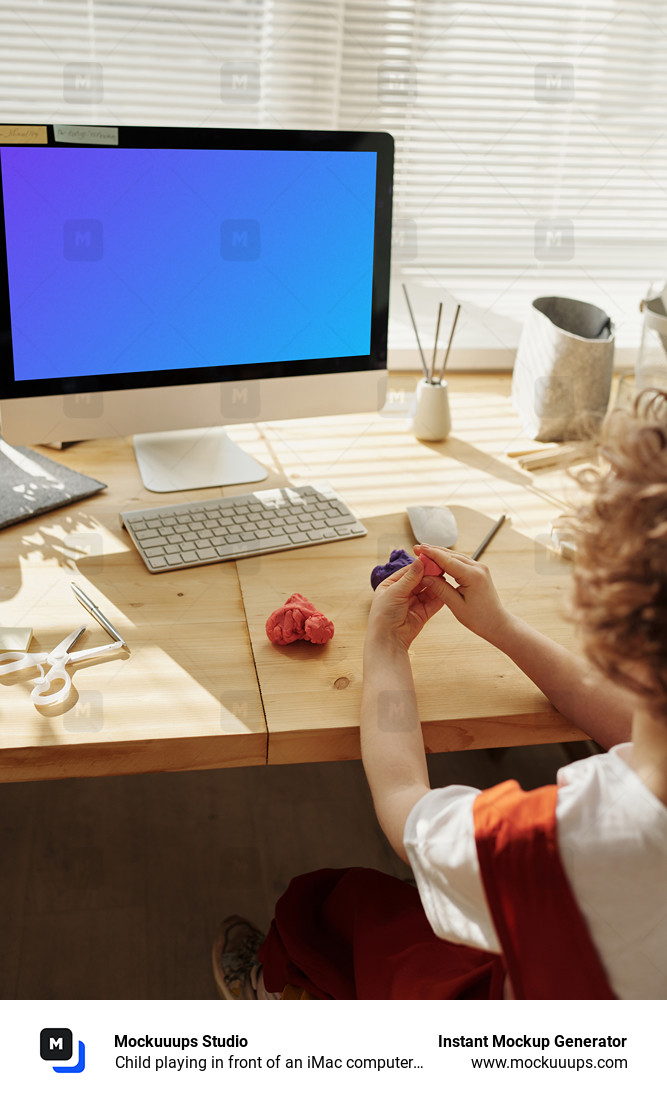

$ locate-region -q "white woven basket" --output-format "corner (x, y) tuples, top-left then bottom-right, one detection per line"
(511, 296), (614, 441)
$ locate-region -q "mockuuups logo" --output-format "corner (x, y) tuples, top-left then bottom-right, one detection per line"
(40, 1028), (86, 1073)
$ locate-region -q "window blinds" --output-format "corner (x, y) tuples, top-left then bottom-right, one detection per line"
(3, 0), (667, 352)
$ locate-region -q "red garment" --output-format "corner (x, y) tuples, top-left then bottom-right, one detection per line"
(474, 780), (615, 999)
(259, 867), (505, 999)
(258, 781), (615, 999)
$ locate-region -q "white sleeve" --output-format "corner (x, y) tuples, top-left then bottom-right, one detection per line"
(404, 785), (500, 953)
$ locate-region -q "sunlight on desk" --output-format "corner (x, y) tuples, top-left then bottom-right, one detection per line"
(0, 373), (593, 781)
(0, 555), (266, 781)
(253, 374), (579, 537)
(237, 506), (583, 765)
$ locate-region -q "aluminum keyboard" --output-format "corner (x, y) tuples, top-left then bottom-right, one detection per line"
(120, 484), (366, 573)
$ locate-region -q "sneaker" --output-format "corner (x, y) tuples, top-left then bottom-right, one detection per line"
(212, 915), (266, 1000)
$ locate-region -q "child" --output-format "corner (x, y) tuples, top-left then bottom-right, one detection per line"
(213, 391), (667, 1000)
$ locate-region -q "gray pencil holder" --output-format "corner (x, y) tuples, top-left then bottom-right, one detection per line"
(511, 296), (614, 441)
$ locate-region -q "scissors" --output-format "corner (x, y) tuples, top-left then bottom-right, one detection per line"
(0, 585), (129, 707)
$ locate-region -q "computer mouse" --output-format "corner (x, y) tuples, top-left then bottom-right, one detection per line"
(407, 505), (458, 547)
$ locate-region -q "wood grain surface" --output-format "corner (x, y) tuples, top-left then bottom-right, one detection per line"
(0, 372), (591, 780)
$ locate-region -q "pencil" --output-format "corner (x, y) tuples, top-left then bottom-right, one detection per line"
(402, 283), (429, 381)
(429, 302), (443, 385)
(471, 515), (506, 561)
(436, 303), (461, 384)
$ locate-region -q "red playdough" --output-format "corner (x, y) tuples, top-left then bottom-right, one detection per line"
(418, 552), (444, 576)
(265, 593), (335, 645)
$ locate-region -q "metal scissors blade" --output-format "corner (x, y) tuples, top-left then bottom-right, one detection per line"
(46, 626), (87, 662)
(0, 589), (129, 709)
(31, 627), (89, 705)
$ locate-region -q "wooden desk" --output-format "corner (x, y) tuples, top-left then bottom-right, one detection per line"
(0, 373), (587, 782)
(0, 440), (266, 781)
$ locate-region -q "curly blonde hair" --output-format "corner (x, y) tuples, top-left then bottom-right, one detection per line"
(571, 389), (667, 717)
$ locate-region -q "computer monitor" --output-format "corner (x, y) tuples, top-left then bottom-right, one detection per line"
(0, 124), (392, 491)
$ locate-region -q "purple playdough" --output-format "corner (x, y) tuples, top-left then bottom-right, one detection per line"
(370, 548), (415, 590)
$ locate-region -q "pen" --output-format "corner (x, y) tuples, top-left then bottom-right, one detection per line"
(471, 515), (506, 561)
(71, 583), (128, 647)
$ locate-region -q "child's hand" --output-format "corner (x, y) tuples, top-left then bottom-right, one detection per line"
(366, 557), (446, 652)
(414, 544), (512, 645)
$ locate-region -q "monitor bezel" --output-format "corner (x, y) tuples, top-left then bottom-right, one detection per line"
(0, 124), (393, 400)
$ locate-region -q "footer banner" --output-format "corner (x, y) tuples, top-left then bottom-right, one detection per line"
(0, 998), (655, 1099)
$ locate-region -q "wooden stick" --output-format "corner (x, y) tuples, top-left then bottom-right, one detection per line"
(402, 283), (429, 381)
(436, 303), (461, 383)
(517, 443), (595, 471)
(506, 447), (550, 458)
(429, 302), (443, 385)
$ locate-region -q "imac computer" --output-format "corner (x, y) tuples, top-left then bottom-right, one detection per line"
(0, 125), (393, 491)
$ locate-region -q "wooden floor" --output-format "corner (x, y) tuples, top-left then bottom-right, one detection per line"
(0, 742), (597, 999)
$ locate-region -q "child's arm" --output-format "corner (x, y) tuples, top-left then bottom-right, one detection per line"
(416, 543), (633, 749)
(361, 557), (437, 862)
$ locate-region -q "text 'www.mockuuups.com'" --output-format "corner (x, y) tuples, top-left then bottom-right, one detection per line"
(439, 1033), (628, 1072)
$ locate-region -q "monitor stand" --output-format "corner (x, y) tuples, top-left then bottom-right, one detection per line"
(133, 427), (268, 492)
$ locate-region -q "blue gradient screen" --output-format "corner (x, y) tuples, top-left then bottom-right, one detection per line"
(1, 146), (377, 381)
